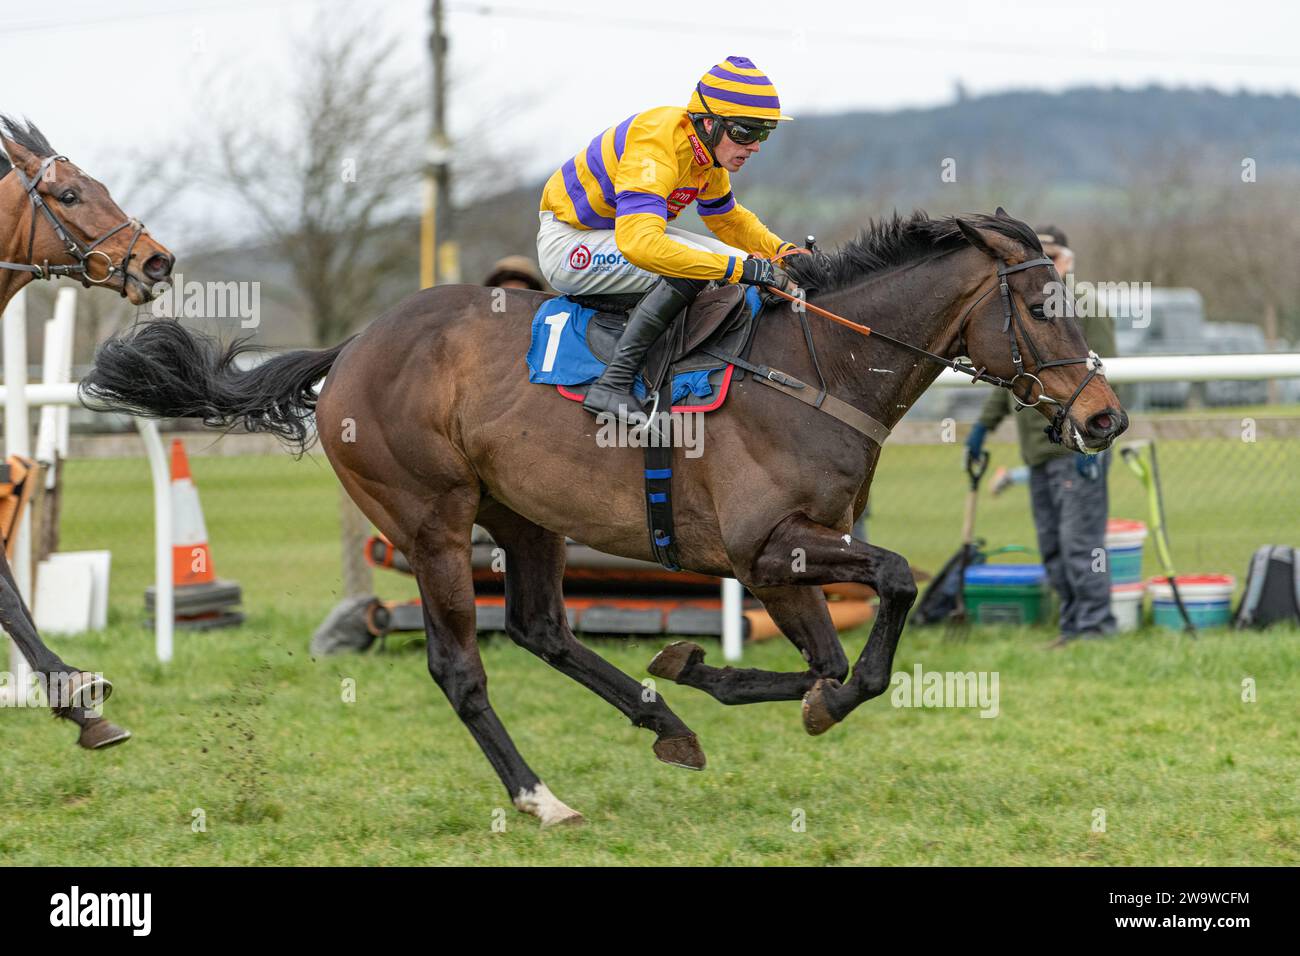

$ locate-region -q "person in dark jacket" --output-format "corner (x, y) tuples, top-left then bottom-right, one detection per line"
(965, 226), (1118, 646)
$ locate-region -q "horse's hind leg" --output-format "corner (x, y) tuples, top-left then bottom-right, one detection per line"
(477, 501), (705, 770)
(648, 584), (848, 705)
(408, 495), (583, 827)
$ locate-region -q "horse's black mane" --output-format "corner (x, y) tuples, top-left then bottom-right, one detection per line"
(0, 115), (57, 180)
(783, 210), (1043, 292)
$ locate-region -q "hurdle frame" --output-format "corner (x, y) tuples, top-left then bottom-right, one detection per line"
(1, 288), (174, 670)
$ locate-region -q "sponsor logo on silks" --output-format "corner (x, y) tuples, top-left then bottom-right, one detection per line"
(686, 132), (710, 167)
(666, 187), (700, 218)
(587, 250), (633, 273)
(567, 244), (592, 271)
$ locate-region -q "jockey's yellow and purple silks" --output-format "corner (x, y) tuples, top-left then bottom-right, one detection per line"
(686, 55), (793, 123)
(539, 105), (797, 283)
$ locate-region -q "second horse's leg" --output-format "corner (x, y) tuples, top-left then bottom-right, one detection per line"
(0, 551), (129, 748)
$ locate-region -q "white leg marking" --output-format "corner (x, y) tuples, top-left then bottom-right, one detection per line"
(514, 783), (584, 828)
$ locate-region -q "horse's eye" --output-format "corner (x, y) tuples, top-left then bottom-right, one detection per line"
(59, 191), (78, 205)
(1029, 303), (1047, 320)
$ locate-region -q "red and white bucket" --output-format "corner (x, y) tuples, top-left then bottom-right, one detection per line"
(1148, 574), (1236, 630)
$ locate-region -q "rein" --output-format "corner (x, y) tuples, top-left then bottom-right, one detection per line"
(764, 253), (1103, 447)
(0, 154), (145, 297)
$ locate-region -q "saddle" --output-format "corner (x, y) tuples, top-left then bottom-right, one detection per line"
(572, 284), (759, 386)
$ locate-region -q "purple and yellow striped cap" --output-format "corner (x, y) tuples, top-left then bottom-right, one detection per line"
(687, 56), (792, 123)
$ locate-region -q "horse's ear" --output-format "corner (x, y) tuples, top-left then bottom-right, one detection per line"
(957, 218), (1022, 261)
(994, 206), (1008, 218)
(956, 218), (1000, 259)
(0, 131), (38, 177)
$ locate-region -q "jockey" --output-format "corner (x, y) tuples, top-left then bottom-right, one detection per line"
(537, 55), (801, 420)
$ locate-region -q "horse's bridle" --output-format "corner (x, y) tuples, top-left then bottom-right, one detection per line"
(767, 252), (1105, 447)
(951, 256), (1104, 446)
(0, 154), (146, 297)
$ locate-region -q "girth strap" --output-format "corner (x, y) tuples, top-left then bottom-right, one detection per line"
(643, 380), (681, 571)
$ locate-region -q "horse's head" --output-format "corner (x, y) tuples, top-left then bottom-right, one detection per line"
(1, 116), (174, 305)
(953, 209), (1127, 453)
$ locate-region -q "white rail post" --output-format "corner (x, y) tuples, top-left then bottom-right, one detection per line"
(3, 289), (33, 697)
(136, 418), (173, 662)
(722, 577), (744, 661)
(35, 288), (76, 481)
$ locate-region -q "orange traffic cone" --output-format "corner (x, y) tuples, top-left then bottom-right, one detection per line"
(144, 439), (244, 630)
(170, 439), (216, 586)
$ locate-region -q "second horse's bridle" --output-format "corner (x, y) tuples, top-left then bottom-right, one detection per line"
(0, 154), (146, 297)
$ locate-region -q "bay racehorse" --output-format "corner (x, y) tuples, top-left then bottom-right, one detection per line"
(0, 116), (174, 748)
(81, 209), (1126, 824)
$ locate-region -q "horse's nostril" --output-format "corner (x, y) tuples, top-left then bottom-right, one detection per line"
(143, 253), (174, 281)
(1088, 407), (1127, 439)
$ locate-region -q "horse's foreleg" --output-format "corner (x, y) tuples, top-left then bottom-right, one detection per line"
(478, 502), (705, 770)
(408, 498), (584, 828)
(0, 549), (66, 675)
(746, 513), (917, 735)
(0, 552), (130, 747)
(649, 584), (848, 705)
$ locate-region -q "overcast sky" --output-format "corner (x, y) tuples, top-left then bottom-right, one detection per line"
(4, 0), (1299, 241)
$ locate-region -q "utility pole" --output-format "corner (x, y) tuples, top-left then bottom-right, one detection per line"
(422, 0), (459, 287)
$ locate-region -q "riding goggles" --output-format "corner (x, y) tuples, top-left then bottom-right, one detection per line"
(721, 119), (773, 145)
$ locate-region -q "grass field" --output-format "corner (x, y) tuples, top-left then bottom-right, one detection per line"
(2, 618), (1297, 865)
(0, 440), (1296, 865)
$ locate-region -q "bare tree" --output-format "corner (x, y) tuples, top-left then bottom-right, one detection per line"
(198, 29), (424, 348)
(189, 22), (426, 598)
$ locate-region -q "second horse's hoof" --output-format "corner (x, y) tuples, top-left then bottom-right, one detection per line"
(77, 718), (132, 750)
(802, 678), (842, 737)
(653, 733), (706, 770)
(647, 641), (705, 682)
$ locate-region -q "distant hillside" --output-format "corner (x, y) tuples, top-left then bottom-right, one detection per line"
(742, 85), (1300, 199)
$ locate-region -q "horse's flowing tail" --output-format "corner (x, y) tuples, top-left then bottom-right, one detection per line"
(79, 321), (354, 452)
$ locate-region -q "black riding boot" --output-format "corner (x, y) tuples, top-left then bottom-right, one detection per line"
(582, 276), (704, 420)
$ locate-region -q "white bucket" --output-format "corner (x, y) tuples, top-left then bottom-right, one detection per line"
(1110, 581), (1145, 632)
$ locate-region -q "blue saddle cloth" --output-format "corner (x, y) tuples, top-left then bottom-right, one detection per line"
(526, 289), (760, 403)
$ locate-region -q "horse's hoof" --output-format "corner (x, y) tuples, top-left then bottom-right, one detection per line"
(514, 783), (585, 828)
(77, 718), (132, 750)
(802, 678), (842, 736)
(654, 733), (706, 770)
(541, 810), (586, 830)
(647, 641), (704, 682)
(69, 672), (113, 710)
